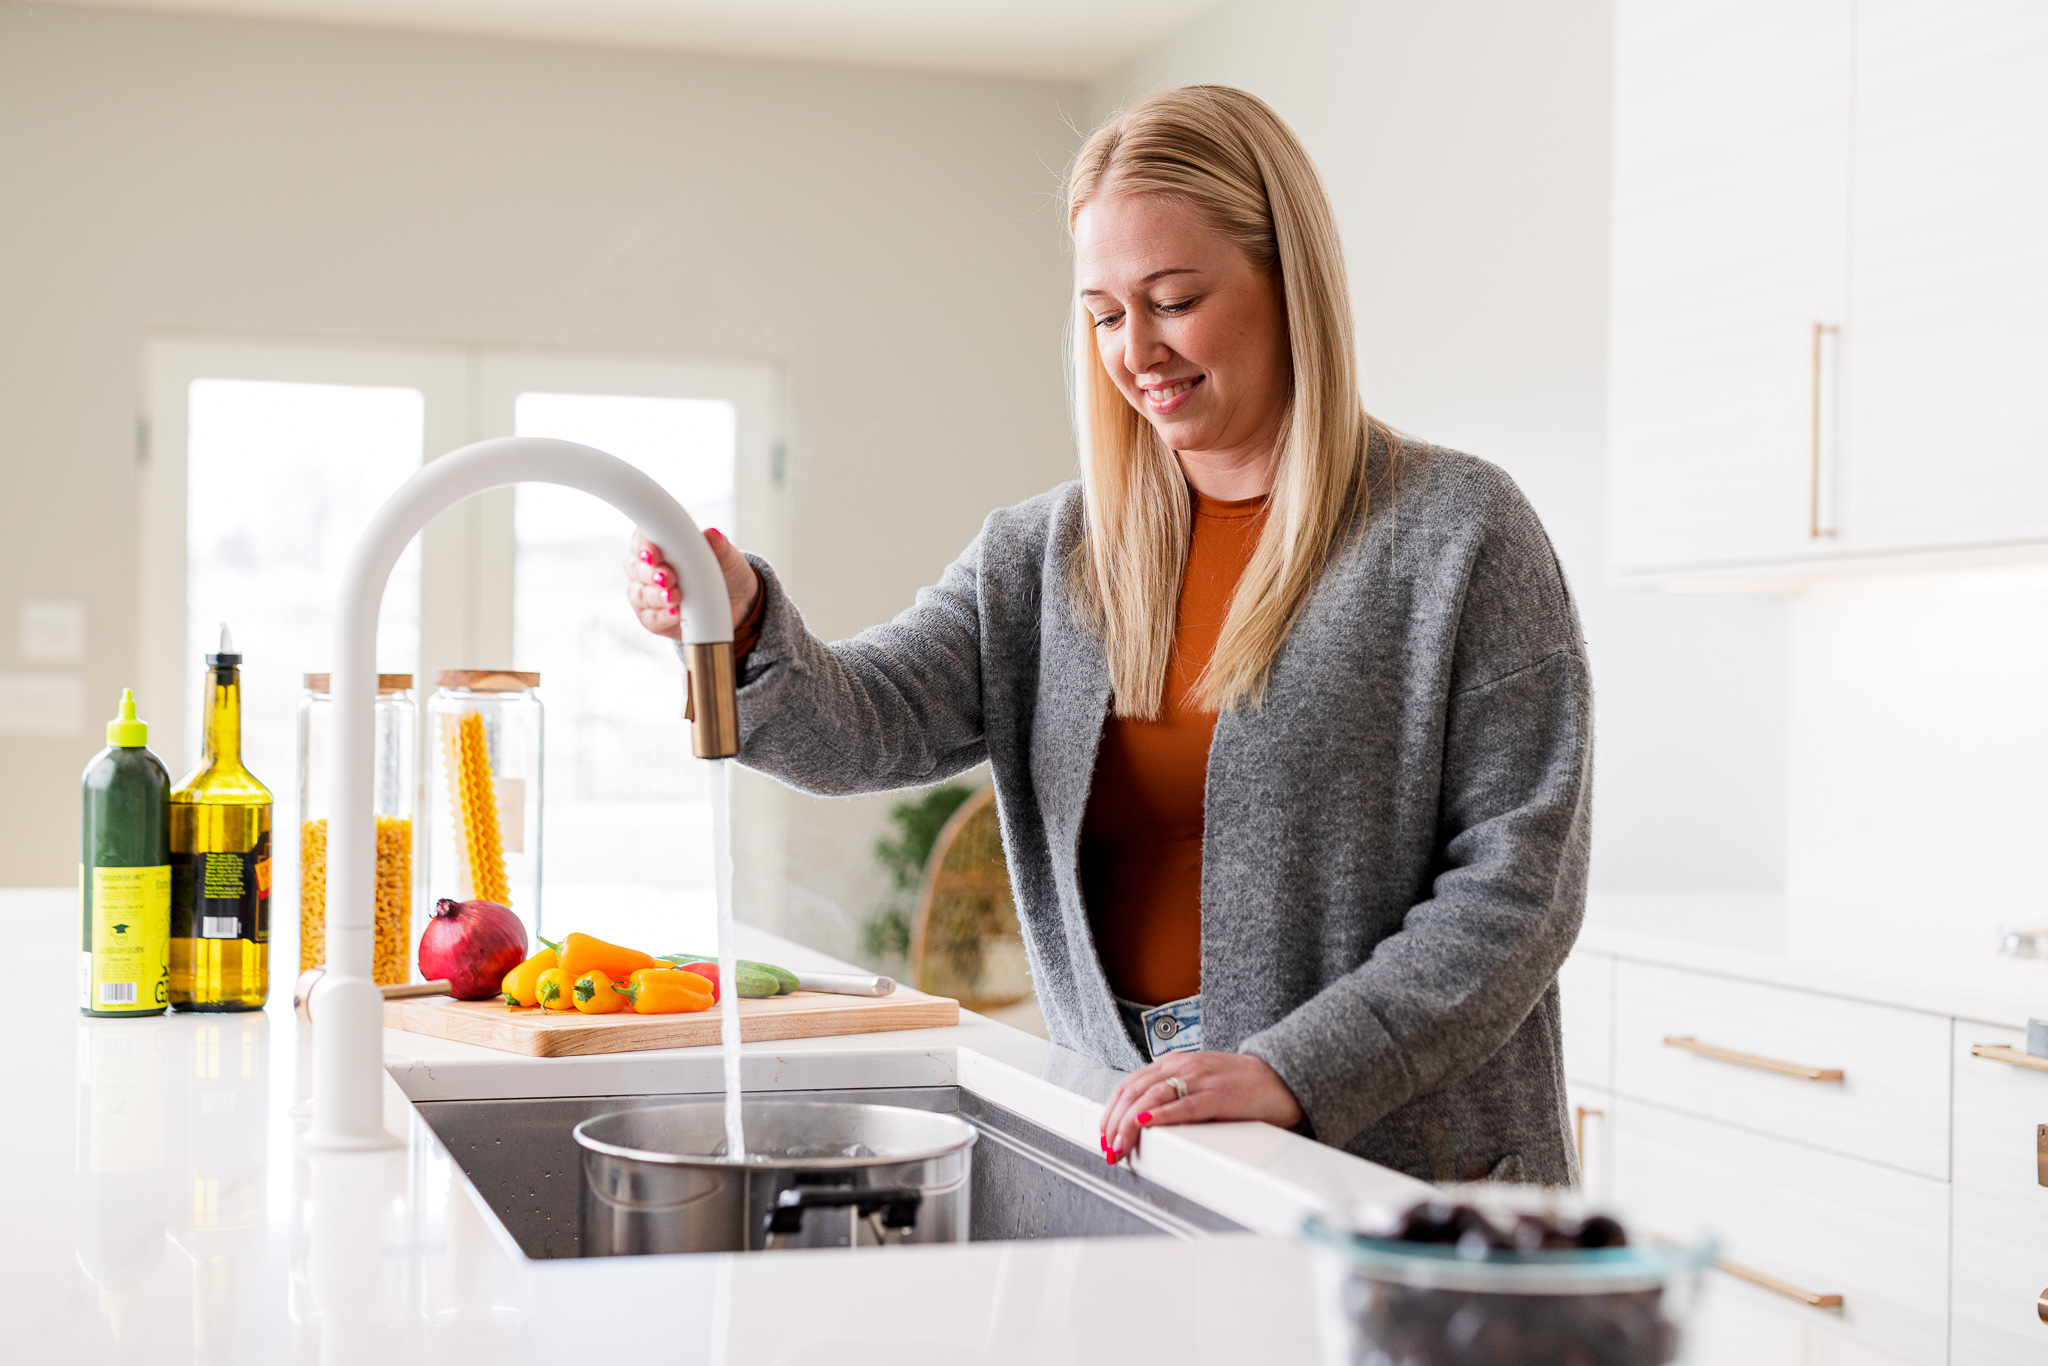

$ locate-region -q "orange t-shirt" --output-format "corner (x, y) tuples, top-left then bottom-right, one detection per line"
(1080, 488), (1268, 1006)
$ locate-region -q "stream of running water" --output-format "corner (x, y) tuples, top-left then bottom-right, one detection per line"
(707, 756), (745, 1162)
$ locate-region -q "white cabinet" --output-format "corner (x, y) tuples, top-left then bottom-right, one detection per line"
(1843, 1), (2048, 554)
(1614, 1098), (1950, 1365)
(1611, 961), (1950, 1178)
(1951, 1021), (2048, 1363)
(1558, 949), (1613, 1089)
(1608, 0), (1852, 574)
(1562, 944), (2002, 1363)
(1607, 0), (2048, 580)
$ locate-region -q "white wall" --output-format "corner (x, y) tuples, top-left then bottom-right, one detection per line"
(1094, 0), (1793, 904)
(1787, 564), (2048, 963)
(0, 3), (1084, 946)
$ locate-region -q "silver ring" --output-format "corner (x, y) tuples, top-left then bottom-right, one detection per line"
(1167, 1075), (1189, 1101)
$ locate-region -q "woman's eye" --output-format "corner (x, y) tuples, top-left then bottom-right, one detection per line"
(1093, 312), (1123, 330)
(1156, 299), (1193, 315)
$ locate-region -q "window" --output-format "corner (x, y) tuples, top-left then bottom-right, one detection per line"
(184, 379), (424, 791)
(512, 392), (737, 948)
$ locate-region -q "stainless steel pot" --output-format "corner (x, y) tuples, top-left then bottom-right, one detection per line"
(574, 1099), (976, 1255)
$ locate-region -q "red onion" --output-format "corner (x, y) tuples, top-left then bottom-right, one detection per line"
(419, 897), (528, 1000)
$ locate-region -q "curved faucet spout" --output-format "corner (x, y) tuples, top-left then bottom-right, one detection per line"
(307, 436), (736, 1152)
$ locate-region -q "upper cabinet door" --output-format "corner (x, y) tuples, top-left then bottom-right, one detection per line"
(1843, 1), (2048, 554)
(1608, 0), (1853, 575)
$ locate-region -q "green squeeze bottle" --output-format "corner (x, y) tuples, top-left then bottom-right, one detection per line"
(80, 690), (172, 1017)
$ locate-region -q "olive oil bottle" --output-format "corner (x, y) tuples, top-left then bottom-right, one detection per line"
(170, 625), (272, 1011)
(80, 690), (171, 1016)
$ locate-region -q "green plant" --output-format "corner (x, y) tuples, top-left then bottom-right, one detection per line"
(861, 782), (974, 963)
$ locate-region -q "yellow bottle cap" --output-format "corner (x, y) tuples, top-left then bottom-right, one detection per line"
(106, 689), (148, 747)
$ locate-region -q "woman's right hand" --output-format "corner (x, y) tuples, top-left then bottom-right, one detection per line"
(623, 527), (760, 642)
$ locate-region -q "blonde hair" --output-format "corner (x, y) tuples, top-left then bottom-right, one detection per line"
(1066, 85), (1398, 717)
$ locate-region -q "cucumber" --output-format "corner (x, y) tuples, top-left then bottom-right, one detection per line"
(755, 961), (801, 995)
(659, 953), (800, 997)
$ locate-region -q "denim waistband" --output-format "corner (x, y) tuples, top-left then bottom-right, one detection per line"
(1116, 993), (1203, 1061)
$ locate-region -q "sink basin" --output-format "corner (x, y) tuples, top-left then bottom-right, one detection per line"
(415, 1085), (1245, 1258)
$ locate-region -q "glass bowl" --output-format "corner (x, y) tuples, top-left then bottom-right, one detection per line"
(1302, 1188), (1715, 1366)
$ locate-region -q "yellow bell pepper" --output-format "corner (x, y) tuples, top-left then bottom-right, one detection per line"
(572, 970), (628, 1014)
(535, 967), (573, 1011)
(501, 945), (558, 1008)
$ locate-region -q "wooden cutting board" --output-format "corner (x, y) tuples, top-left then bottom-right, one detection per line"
(383, 986), (959, 1058)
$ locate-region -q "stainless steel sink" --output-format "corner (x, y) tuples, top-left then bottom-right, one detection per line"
(414, 1085), (1244, 1258)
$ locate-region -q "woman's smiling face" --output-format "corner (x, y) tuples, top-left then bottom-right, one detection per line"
(1074, 192), (1292, 470)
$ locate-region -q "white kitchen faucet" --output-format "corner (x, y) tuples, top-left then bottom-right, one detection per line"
(305, 437), (737, 1151)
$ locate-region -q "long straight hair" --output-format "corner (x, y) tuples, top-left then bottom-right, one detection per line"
(1066, 85), (1397, 717)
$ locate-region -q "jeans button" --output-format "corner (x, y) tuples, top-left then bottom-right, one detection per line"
(1152, 1015), (1178, 1040)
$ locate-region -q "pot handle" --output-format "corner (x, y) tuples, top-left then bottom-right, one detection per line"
(764, 1186), (924, 1246)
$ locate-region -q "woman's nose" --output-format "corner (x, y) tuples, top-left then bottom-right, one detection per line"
(1120, 317), (1172, 378)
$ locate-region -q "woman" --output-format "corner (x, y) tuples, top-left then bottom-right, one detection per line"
(625, 86), (1591, 1187)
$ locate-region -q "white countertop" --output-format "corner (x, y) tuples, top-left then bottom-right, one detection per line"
(15, 886), (1429, 1364)
(1577, 922), (2048, 1028)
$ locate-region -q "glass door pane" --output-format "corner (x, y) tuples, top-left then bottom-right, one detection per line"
(185, 378), (424, 786)
(511, 392), (736, 947)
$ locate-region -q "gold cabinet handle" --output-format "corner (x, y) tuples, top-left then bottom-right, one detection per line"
(1972, 1043), (2048, 1074)
(1574, 1105), (1603, 1165)
(2038, 1288), (2048, 1325)
(1662, 1035), (1844, 1082)
(1717, 1258), (1844, 1309)
(1809, 321), (1841, 539)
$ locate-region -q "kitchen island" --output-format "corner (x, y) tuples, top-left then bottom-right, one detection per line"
(14, 887), (1428, 1364)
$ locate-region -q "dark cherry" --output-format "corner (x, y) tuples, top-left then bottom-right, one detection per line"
(1574, 1215), (1628, 1249)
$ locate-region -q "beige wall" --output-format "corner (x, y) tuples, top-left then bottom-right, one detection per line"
(1095, 0), (1794, 898)
(0, 2), (1083, 944)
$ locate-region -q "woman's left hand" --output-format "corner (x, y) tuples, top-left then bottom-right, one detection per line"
(1099, 1051), (1306, 1163)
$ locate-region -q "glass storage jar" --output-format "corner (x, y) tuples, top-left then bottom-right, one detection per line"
(297, 673), (417, 983)
(427, 671), (544, 943)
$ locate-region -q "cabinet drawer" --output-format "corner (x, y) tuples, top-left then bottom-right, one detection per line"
(1613, 962), (1949, 1176)
(1952, 1021), (2048, 1364)
(1559, 950), (1614, 1089)
(1614, 1099), (1948, 1366)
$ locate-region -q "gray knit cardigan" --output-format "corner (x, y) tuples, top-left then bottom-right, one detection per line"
(726, 444), (1592, 1186)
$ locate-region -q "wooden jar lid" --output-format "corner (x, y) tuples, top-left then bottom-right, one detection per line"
(435, 669), (540, 691)
(303, 673), (413, 693)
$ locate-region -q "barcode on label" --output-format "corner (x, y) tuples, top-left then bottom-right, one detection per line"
(99, 982), (138, 1005)
(201, 916), (238, 939)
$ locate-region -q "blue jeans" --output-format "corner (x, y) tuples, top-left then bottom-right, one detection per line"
(1116, 993), (1203, 1061)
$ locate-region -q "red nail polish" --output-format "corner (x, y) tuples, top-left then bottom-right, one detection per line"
(1136, 1112), (1152, 1124)
(668, 607), (678, 616)
(639, 550), (653, 563)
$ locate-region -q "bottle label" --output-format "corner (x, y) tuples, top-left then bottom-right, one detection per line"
(172, 829), (271, 944)
(81, 863), (171, 1012)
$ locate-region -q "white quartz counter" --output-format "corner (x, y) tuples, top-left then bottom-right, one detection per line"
(1577, 923), (2048, 1029)
(13, 887), (1426, 1364)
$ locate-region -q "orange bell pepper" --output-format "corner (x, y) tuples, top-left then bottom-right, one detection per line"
(620, 968), (715, 1014)
(535, 967), (573, 1011)
(557, 932), (660, 981)
(501, 945), (558, 1008)
(572, 971), (628, 1014)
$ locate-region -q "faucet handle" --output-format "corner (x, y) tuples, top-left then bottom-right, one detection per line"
(684, 641), (740, 758)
